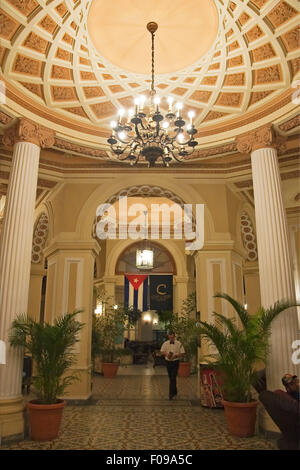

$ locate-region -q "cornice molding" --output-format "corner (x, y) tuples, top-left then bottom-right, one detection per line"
(3, 118), (55, 148)
(43, 240), (100, 258)
(236, 124), (286, 155)
(194, 240), (247, 259)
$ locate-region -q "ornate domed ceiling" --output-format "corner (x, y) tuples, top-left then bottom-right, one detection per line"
(0, 0), (299, 155)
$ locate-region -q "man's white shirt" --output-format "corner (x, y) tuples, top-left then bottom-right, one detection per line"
(160, 340), (185, 361)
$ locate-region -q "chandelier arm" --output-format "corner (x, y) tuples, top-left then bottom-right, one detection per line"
(156, 122), (160, 138)
(134, 124), (145, 145)
(116, 136), (131, 145)
(173, 137), (193, 147)
(117, 151), (133, 161)
(139, 121), (147, 131)
(172, 153), (185, 163)
(111, 141), (133, 157)
(111, 145), (126, 155)
(132, 152), (141, 166)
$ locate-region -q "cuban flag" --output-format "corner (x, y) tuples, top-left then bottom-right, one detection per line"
(124, 274), (148, 312)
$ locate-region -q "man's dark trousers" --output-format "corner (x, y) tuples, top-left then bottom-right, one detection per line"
(166, 360), (179, 398)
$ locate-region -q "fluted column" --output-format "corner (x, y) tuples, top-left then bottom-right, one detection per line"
(0, 119), (54, 441)
(236, 125), (299, 393)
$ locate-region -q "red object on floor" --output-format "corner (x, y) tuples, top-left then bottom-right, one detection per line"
(200, 363), (224, 408)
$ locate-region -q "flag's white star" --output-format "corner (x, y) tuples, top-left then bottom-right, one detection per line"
(134, 278), (138, 283)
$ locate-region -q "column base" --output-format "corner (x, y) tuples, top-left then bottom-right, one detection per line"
(0, 396), (25, 445)
(60, 366), (92, 402)
(65, 395), (93, 406)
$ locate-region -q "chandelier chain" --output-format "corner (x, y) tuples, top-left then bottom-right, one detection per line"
(151, 31), (155, 94)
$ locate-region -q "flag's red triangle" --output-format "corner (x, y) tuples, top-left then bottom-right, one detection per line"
(125, 274), (148, 290)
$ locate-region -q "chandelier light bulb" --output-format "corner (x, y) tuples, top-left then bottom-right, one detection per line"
(176, 102), (183, 117)
(127, 108), (134, 123)
(188, 110), (195, 120)
(110, 120), (117, 129)
(118, 108), (125, 117)
(134, 97), (141, 113)
(162, 121), (170, 129)
(153, 95), (160, 113)
(167, 96), (174, 111)
(140, 95), (146, 110)
(118, 131), (126, 140)
(177, 133), (184, 143)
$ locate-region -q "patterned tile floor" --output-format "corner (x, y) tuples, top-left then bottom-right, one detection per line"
(2, 365), (277, 450)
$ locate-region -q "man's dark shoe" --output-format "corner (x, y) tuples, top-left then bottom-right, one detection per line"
(169, 394), (174, 400)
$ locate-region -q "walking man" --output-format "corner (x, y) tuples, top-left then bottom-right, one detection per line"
(160, 331), (185, 400)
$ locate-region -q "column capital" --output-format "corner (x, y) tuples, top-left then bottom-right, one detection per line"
(102, 276), (117, 284)
(173, 276), (189, 284)
(236, 124), (286, 154)
(43, 240), (100, 259)
(3, 118), (55, 149)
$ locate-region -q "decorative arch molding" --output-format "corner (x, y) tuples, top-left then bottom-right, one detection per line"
(92, 184), (196, 238)
(104, 238), (188, 278)
(106, 185), (186, 207)
(240, 212), (258, 262)
(75, 176), (215, 241)
(32, 212), (49, 264)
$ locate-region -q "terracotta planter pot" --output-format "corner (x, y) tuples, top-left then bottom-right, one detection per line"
(27, 399), (66, 441)
(222, 400), (258, 437)
(178, 362), (191, 377)
(102, 362), (119, 378)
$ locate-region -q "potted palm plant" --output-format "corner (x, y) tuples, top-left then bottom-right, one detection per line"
(172, 292), (199, 377)
(9, 311), (84, 441)
(198, 293), (297, 437)
(93, 305), (126, 378)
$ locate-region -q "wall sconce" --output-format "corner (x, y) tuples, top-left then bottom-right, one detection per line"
(143, 313), (152, 323)
(113, 304), (118, 310)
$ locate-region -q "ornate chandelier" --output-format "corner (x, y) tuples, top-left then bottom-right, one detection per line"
(107, 22), (199, 168)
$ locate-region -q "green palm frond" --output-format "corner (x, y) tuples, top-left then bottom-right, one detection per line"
(257, 300), (298, 333)
(214, 293), (249, 328)
(198, 320), (228, 355)
(212, 311), (240, 338)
